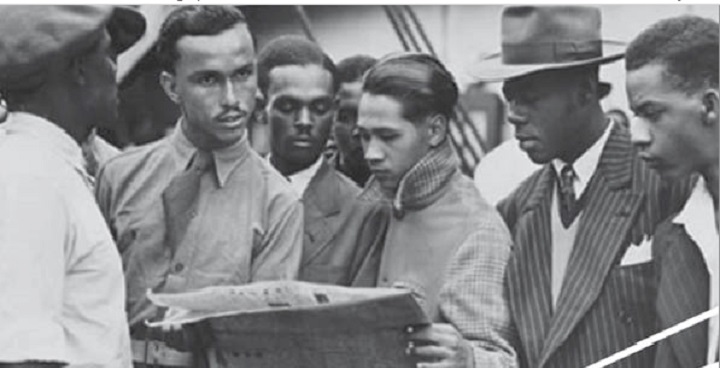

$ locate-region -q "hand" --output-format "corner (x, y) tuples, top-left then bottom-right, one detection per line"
(405, 323), (473, 368)
(146, 322), (211, 352)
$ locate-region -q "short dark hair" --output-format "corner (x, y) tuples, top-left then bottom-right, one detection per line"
(362, 52), (458, 123)
(256, 35), (338, 97)
(337, 55), (377, 84)
(155, 6), (249, 73)
(626, 15), (719, 92)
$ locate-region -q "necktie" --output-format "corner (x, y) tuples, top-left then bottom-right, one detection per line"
(162, 150), (214, 251)
(557, 164), (579, 228)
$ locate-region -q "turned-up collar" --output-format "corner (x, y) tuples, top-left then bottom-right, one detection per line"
(361, 139), (459, 218)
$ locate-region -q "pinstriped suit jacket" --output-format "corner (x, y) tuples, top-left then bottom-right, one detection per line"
(498, 124), (690, 368)
(652, 219), (709, 368)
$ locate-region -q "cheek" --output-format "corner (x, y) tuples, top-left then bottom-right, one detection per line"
(269, 113), (293, 139)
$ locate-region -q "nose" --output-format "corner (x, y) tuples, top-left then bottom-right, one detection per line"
(363, 137), (384, 164)
(507, 102), (528, 127)
(294, 107), (312, 130)
(220, 80), (239, 108)
(629, 116), (652, 148)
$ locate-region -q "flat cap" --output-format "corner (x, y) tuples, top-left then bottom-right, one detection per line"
(0, 5), (145, 90)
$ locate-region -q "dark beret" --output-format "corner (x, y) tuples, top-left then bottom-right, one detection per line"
(0, 5), (145, 90)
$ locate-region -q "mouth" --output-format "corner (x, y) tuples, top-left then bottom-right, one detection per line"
(639, 154), (664, 169)
(516, 136), (539, 151)
(292, 137), (315, 148)
(216, 112), (247, 126)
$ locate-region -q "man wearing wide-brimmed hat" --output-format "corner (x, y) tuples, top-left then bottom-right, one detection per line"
(0, 5), (144, 367)
(471, 6), (690, 368)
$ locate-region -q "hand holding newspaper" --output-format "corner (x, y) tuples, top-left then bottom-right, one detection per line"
(146, 280), (429, 367)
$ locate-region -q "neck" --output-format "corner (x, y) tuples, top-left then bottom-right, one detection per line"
(701, 162), (719, 208)
(561, 107), (608, 163)
(19, 98), (92, 144)
(338, 152), (370, 182)
(271, 154), (316, 176)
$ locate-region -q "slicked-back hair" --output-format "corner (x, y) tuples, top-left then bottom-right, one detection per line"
(155, 5), (250, 73)
(256, 35), (338, 97)
(362, 52), (458, 124)
(337, 55), (377, 84)
(626, 15), (719, 93)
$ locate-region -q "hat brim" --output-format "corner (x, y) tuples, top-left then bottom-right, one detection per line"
(467, 41), (625, 83)
(108, 6), (146, 54)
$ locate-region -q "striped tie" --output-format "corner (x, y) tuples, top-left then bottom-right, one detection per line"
(557, 164), (579, 228)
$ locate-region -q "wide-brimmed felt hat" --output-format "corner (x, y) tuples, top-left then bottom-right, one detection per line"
(469, 6), (625, 82)
(0, 5), (146, 91)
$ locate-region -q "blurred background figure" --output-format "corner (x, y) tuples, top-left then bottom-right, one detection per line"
(331, 54), (376, 187)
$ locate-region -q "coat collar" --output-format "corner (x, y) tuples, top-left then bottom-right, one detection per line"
(361, 139), (459, 217)
(169, 120), (250, 188)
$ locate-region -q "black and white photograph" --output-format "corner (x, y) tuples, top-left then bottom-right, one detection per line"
(0, 3), (717, 368)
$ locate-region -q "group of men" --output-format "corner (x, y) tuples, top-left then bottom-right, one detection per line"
(0, 4), (716, 368)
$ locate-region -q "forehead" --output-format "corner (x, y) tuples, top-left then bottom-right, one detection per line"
(337, 82), (363, 103)
(504, 69), (576, 94)
(174, 24), (254, 71)
(626, 63), (674, 104)
(267, 64), (334, 100)
(358, 93), (407, 128)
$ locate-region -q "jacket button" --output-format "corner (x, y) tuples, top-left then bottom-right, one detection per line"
(174, 263), (184, 273)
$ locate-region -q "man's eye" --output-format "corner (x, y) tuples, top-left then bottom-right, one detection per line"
(235, 67), (253, 79)
(336, 110), (357, 124)
(379, 133), (399, 142)
(635, 108), (663, 122)
(198, 75), (218, 86)
(274, 100), (297, 113)
(312, 100), (332, 114)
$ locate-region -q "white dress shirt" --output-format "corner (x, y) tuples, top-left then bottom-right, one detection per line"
(673, 176), (719, 364)
(288, 156), (323, 197)
(0, 112), (131, 366)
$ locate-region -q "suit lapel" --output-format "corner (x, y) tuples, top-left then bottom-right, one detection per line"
(301, 159), (345, 266)
(538, 124), (645, 366)
(508, 166), (556, 365)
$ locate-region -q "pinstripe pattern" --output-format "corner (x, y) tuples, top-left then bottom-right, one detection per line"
(653, 220), (709, 368)
(498, 124), (691, 368)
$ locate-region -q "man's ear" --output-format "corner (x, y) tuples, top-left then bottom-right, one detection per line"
(68, 55), (88, 86)
(701, 88), (719, 127)
(427, 114), (448, 148)
(160, 70), (180, 104)
(576, 76), (596, 107)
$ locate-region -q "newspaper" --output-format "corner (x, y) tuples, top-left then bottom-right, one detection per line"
(147, 280), (429, 367)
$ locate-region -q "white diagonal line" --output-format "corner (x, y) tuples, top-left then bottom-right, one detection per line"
(586, 306), (719, 368)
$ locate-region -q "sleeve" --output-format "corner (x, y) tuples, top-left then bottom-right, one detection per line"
(496, 189), (520, 235)
(94, 161), (118, 242)
(438, 216), (519, 368)
(250, 194), (304, 281)
(0, 176), (69, 364)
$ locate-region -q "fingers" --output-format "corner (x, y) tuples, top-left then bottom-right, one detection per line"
(407, 323), (460, 347)
(411, 344), (454, 360)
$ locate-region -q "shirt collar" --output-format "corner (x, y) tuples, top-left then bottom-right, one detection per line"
(169, 119), (250, 188)
(673, 176), (719, 263)
(2, 112), (91, 183)
(552, 118), (614, 196)
(287, 155), (324, 197)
